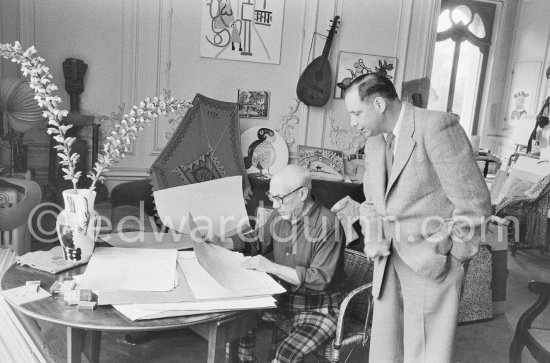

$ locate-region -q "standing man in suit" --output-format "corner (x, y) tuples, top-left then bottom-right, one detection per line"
(344, 73), (491, 363)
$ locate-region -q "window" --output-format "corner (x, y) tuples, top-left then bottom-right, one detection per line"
(428, 0), (496, 135)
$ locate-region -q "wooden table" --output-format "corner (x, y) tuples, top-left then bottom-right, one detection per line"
(1, 264), (258, 363)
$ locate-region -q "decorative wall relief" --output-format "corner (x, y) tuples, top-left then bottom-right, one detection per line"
(201, 0), (285, 64)
(77, 105), (127, 153)
(277, 98), (300, 147)
(335, 51), (396, 98)
(329, 119), (367, 153)
(238, 90), (270, 118)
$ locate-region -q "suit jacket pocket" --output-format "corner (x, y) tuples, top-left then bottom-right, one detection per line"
(397, 242), (451, 281)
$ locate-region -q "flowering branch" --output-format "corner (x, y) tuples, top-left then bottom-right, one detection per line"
(0, 41), (79, 192)
(1, 41), (192, 194)
(88, 96), (192, 191)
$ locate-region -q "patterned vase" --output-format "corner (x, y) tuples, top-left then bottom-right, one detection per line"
(56, 189), (101, 262)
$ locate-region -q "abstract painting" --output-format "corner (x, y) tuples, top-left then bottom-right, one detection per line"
(201, 0), (285, 64)
(334, 51), (396, 98)
(238, 90), (270, 118)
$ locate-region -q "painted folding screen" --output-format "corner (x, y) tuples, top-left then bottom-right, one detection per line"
(150, 93), (251, 197)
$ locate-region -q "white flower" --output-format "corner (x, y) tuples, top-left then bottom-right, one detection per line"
(2, 41), (192, 192)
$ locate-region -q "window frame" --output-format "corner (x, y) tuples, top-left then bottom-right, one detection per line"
(434, 0), (496, 135)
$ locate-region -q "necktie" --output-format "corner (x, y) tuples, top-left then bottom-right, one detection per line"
(385, 132), (395, 183)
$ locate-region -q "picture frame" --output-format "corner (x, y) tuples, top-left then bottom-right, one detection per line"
(200, 0), (285, 65)
(504, 61), (543, 129)
(297, 145), (344, 181)
(238, 90), (270, 118)
(335, 51), (397, 98)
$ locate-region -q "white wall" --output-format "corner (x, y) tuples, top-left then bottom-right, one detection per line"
(4, 0), (520, 193)
(1, 0), (421, 193)
(488, 0), (550, 160)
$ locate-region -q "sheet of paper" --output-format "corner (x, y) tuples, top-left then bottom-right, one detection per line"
(1, 286), (51, 305)
(78, 247), (177, 292)
(177, 252), (285, 299)
(112, 307), (227, 321)
(113, 296), (276, 321)
(331, 196), (360, 244)
(510, 116), (537, 146)
(16, 246), (85, 274)
(153, 176), (250, 236)
(193, 241), (270, 291)
(95, 265), (194, 305)
(99, 231), (193, 250)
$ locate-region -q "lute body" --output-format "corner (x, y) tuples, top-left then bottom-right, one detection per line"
(296, 16), (340, 107)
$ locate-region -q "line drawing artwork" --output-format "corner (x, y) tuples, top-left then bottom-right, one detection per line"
(201, 0), (285, 64)
(334, 51), (396, 98)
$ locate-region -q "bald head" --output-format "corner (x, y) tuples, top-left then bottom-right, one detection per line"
(271, 165), (312, 192)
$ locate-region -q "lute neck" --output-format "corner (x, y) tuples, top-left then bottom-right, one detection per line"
(321, 16), (340, 59)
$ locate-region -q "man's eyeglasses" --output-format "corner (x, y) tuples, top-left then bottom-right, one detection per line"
(266, 186), (304, 205)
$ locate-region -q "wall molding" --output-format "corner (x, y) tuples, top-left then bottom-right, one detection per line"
(394, 0), (413, 89)
(152, 0), (175, 155)
(297, 0), (319, 149)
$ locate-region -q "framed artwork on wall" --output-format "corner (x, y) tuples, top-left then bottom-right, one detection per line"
(334, 51), (396, 98)
(499, 61), (542, 158)
(504, 61), (542, 130)
(238, 90), (270, 118)
(200, 0), (285, 64)
(297, 145), (344, 181)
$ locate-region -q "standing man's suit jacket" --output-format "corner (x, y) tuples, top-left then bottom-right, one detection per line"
(361, 103), (492, 297)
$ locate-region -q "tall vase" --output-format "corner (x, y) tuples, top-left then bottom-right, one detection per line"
(56, 189), (101, 262)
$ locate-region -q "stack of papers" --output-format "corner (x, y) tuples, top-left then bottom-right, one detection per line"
(76, 243), (283, 321)
(16, 246), (85, 274)
(79, 179), (285, 321)
(106, 249), (284, 321)
(98, 231), (193, 250)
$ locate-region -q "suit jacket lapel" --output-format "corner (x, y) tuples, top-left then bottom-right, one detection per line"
(385, 103), (416, 199)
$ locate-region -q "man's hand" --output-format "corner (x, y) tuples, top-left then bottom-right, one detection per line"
(240, 255), (275, 273)
(364, 240), (391, 261)
(204, 234), (234, 250)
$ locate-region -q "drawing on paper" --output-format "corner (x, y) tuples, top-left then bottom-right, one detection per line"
(238, 90), (270, 118)
(335, 51), (396, 98)
(201, 0), (285, 64)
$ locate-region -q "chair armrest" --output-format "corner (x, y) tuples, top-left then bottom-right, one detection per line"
(516, 281), (550, 331)
(333, 282), (373, 348)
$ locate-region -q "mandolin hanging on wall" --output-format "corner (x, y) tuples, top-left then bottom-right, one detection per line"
(296, 16), (340, 107)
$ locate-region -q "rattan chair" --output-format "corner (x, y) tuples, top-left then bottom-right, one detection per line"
(510, 281), (550, 363)
(267, 248), (373, 362)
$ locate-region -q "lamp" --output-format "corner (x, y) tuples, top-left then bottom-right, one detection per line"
(0, 77), (43, 175)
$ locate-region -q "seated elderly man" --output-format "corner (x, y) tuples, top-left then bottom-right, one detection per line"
(211, 165), (345, 363)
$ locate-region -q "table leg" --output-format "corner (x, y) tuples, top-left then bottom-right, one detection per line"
(192, 312), (259, 363)
(206, 322), (226, 363)
(67, 327), (84, 363)
(88, 331), (102, 363)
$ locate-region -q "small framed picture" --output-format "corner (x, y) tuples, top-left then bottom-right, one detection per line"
(297, 145), (344, 181)
(335, 51), (396, 98)
(238, 90), (270, 118)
